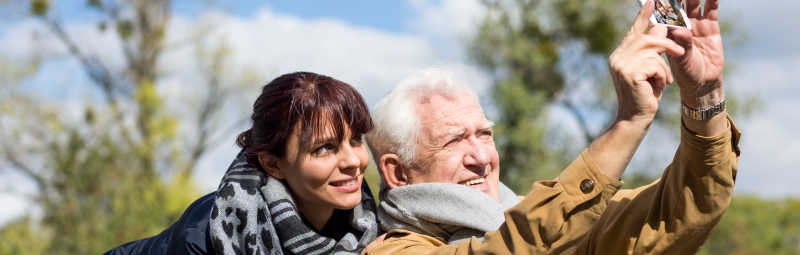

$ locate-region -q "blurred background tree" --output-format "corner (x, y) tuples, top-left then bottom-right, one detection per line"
(0, 0), (252, 253)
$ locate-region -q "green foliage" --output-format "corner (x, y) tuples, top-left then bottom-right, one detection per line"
(29, 0), (48, 16)
(699, 196), (800, 255)
(0, 217), (50, 255)
(0, 95), (200, 254)
(116, 20), (134, 40)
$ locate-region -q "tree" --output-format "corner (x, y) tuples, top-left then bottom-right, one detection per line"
(699, 196), (800, 255)
(468, 0), (755, 193)
(0, 0), (250, 253)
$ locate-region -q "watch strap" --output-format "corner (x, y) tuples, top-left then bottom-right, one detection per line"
(682, 99), (726, 120)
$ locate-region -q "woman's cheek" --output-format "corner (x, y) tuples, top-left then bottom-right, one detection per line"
(298, 157), (338, 187)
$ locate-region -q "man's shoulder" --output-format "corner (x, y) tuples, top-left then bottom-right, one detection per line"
(365, 229), (450, 255)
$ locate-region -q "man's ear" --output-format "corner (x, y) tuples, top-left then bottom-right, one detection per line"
(257, 152), (284, 179)
(378, 153), (409, 188)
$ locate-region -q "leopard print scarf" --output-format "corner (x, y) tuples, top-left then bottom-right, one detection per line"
(209, 151), (379, 255)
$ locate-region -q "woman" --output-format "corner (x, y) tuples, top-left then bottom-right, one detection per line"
(106, 72), (380, 255)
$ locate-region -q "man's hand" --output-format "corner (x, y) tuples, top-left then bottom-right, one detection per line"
(589, 0), (685, 180)
(669, 0), (728, 136)
(609, 0), (685, 124)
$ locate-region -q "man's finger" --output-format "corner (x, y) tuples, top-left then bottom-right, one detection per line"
(652, 56), (669, 88)
(632, 0), (655, 34)
(639, 62), (666, 91)
(668, 28), (693, 52)
(704, 0), (720, 20)
(683, 0), (702, 19)
(656, 54), (674, 85)
(647, 24), (669, 38)
(641, 36), (685, 57)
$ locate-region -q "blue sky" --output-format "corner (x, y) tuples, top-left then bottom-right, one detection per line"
(1, 0), (799, 225)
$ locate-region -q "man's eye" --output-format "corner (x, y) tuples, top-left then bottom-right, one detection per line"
(445, 137), (460, 147)
(479, 130), (493, 137)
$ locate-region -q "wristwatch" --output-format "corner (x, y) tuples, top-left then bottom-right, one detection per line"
(681, 100), (726, 120)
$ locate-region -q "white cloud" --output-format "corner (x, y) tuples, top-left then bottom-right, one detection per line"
(0, 194), (29, 226)
(722, 1), (800, 58)
(407, 0), (485, 43)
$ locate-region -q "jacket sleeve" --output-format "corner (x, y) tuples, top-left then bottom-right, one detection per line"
(574, 115), (740, 254)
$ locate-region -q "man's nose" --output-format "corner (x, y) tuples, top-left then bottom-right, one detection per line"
(463, 137), (490, 172)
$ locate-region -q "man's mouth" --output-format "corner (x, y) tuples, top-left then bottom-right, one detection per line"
(460, 176), (486, 186)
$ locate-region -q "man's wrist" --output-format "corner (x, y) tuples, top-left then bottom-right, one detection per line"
(680, 80), (725, 108)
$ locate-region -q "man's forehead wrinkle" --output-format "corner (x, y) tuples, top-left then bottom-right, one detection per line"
(429, 122), (464, 137)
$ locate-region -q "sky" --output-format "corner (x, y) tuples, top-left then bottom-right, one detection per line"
(1, 0), (798, 225)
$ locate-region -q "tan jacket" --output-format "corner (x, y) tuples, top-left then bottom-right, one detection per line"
(365, 116), (741, 255)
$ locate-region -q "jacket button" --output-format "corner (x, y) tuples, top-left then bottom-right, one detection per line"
(580, 179), (594, 193)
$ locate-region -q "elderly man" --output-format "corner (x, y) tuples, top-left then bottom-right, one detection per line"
(364, 0), (739, 254)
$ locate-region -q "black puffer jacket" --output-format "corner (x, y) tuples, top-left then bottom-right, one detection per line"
(104, 192), (216, 255)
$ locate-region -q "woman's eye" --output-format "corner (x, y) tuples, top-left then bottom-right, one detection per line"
(312, 144), (336, 155)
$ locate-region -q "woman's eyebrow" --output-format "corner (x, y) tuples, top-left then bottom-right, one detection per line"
(309, 136), (338, 146)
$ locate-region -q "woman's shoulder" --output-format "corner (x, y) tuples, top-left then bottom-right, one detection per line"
(166, 192), (217, 255)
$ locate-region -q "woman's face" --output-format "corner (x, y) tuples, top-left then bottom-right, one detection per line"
(272, 123), (368, 216)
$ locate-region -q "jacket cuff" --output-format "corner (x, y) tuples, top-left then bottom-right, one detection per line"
(556, 150), (624, 215)
(680, 113), (741, 158)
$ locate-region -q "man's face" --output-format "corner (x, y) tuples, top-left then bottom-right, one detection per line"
(406, 93), (500, 200)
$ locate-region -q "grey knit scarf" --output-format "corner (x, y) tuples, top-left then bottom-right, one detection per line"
(378, 182), (519, 244)
(209, 151), (379, 255)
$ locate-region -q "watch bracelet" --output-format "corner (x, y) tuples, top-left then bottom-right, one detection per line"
(681, 99), (726, 120)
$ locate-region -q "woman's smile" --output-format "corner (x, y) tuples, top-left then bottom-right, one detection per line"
(329, 174), (362, 193)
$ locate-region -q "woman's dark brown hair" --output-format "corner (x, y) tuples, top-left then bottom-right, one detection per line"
(237, 72), (373, 171)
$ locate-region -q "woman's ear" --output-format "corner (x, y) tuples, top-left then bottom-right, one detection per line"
(378, 154), (409, 188)
(257, 152), (284, 179)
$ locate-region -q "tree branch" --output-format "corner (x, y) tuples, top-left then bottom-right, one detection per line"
(43, 18), (118, 105)
(561, 100), (596, 144)
(1, 144), (46, 190)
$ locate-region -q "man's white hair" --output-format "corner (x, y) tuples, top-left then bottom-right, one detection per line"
(366, 68), (478, 167)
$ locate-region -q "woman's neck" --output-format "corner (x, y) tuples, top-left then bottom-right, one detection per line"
(295, 198), (335, 231)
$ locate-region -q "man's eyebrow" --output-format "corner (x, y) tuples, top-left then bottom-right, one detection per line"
(481, 121), (495, 129)
(447, 127), (466, 136)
